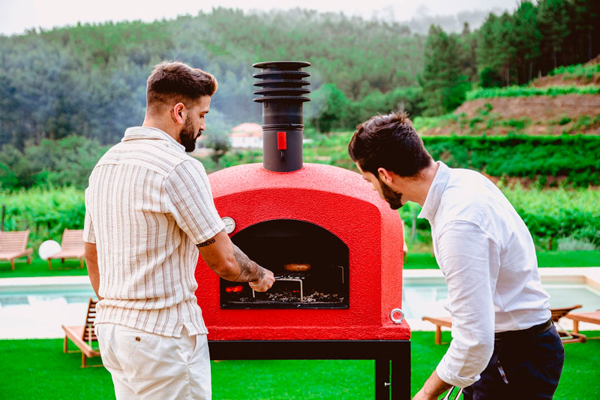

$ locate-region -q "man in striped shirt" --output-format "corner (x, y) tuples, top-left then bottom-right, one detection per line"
(84, 61), (275, 399)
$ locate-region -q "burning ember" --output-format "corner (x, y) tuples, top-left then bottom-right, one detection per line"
(226, 285), (244, 293)
(239, 289), (344, 304)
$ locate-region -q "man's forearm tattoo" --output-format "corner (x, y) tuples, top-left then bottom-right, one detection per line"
(232, 244), (264, 282)
(197, 238), (216, 248)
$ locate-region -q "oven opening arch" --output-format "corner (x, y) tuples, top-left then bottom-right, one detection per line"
(220, 219), (350, 309)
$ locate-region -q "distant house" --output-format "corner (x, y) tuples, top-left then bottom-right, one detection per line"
(229, 123), (263, 149)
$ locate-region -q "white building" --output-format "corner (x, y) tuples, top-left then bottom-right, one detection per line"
(228, 123), (263, 149)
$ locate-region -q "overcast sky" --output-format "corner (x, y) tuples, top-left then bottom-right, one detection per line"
(0, 0), (519, 36)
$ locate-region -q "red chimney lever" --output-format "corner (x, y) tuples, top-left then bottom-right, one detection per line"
(277, 131), (287, 150)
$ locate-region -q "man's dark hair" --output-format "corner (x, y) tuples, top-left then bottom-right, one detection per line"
(348, 111), (433, 178)
(146, 61), (218, 109)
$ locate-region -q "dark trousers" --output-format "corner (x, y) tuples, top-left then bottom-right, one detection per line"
(463, 323), (564, 399)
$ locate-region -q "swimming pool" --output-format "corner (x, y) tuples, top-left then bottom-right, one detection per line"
(0, 277), (95, 339)
(1, 269), (599, 338)
(404, 267), (600, 331)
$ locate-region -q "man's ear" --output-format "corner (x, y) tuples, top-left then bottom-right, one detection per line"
(377, 168), (394, 185)
(172, 102), (186, 124)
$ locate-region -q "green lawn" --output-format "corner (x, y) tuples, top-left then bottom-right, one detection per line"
(1, 251), (599, 279)
(0, 331), (598, 399)
(404, 250), (600, 269)
(0, 258), (89, 278)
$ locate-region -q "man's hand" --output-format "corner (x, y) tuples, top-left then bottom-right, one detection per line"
(198, 230), (274, 291)
(249, 267), (275, 292)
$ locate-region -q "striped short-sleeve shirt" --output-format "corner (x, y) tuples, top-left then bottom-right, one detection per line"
(83, 126), (225, 337)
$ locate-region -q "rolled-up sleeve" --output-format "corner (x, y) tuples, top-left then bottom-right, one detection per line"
(164, 159), (225, 244)
(435, 221), (498, 388)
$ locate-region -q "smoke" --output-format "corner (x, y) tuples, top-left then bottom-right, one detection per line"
(304, 83), (330, 122)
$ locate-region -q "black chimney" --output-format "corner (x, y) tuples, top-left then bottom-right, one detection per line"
(253, 61), (311, 172)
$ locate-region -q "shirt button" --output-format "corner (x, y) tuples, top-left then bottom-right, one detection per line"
(135, 337), (141, 342)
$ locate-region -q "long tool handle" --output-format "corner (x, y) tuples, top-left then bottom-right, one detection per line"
(442, 386), (463, 399)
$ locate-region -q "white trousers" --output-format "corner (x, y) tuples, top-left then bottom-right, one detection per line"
(96, 324), (211, 400)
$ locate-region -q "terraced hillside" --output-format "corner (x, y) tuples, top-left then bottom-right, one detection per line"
(417, 56), (600, 137)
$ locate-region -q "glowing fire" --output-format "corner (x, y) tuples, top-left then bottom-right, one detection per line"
(226, 285), (244, 293)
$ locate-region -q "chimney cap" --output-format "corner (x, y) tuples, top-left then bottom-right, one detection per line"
(253, 61), (311, 69)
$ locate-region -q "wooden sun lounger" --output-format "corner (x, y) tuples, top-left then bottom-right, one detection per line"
(421, 316), (451, 345)
(48, 229), (85, 270)
(550, 305), (587, 343)
(423, 305), (588, 345)
(564, 310), (600, 337)
(0, 230), (33, 270)
(62, 298), (102, 368)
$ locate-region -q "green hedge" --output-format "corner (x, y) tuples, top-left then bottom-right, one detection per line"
(400, 186), (600, 250)
(0, 188), (85, 251)
(305, 133), (600, 187)
(466, 85), (600, 101)
(2, 184), (599, 253)
(423, 135), (600, 187)
(549, 63), (600, 79)
(503, 186), (600, 249)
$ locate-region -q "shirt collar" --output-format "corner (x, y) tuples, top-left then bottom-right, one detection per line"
(418, 161), (450, 222)
(121, 126), (186, 152)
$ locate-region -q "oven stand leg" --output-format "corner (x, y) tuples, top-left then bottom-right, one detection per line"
(391, 353), (410, 400)
(376, 358), (391, 400)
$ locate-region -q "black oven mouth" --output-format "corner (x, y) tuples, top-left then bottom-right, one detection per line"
(220, 219), (349, 309)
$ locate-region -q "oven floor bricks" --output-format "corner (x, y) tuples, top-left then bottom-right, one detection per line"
(195, 163), (411, 341)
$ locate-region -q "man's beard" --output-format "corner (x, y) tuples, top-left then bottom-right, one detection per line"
(379, 178), (404, 210)
(180, 116), (199, 153)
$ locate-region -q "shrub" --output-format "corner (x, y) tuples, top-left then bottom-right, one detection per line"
(549, 64), (600, 79)
(0, 188), (86, 252)
(399, 185), (600, 250)
(423, 135), (600, 187)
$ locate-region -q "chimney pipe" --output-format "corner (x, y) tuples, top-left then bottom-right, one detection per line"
(253, 61), (311, 172)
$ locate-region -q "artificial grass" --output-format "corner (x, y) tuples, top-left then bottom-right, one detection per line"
(1, 251), (599, 279)
(0, 258), (89, 279)
(1, 331), (598, 399)
(537, 251), (600, 268)
(404, 250), (600, 269)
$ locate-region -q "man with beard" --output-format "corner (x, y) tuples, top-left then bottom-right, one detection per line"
(84, 61), (275, 399)
(348, 112), (564, 399)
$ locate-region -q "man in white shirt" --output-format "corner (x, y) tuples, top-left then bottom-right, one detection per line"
(348, 111), (564, 399)
(84, 62), (275, 399)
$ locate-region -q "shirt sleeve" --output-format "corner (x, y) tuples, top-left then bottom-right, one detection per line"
(164, 159), (225, 244)
(83, 188), (96, 244)
(435, 221), (498, 388)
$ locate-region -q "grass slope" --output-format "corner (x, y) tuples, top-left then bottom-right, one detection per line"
(1, 332), (598, 399)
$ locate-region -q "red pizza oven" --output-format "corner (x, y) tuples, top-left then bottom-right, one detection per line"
(194, 61), (411, 399)
(195, 162), (411, 342)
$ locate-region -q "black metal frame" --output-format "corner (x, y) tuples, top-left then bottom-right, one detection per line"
(208, 339), (411, 399)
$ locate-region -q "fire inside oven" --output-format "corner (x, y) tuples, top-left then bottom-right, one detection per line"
(220, 219), (349, 309)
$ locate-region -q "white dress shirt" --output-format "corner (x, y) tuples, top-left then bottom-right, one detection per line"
(418, 161), (551, 388)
